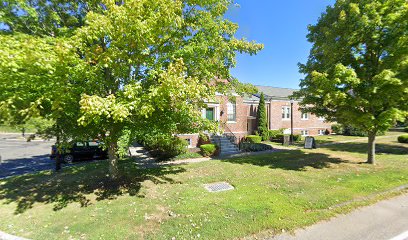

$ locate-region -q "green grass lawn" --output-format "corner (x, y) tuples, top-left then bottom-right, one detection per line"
(0, 133), (407, 239)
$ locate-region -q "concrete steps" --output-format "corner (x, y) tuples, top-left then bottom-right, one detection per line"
(210, 135), (240, 156)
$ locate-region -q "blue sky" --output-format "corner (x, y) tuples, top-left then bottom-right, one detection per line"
(226, 0), (335, 89)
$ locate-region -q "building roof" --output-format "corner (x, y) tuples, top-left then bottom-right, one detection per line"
(255, 85), (298, 100)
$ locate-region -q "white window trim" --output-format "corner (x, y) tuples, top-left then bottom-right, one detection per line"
(318, 130), (324, 135)
(301, 130), (309, 136)
(301, 112), (309, 120)
(227, 101), (236, 123)
(186, 138), (193, 148)
(202, 104), (220, 121)
(282, 106), (291, 120)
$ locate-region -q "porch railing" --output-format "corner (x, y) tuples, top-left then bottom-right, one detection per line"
(221, 122), (241, 151)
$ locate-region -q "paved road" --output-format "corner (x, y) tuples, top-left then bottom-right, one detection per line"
(0, 134), (55, 179)
(269, 193), (408, 240)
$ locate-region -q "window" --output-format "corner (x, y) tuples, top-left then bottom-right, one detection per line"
(185, 138), (192, 147)
(227, 101), (236, 122)
(318, 129), (324, 135)
(301, 112), (309, 120)
(301, 130), (309, 136)
(318, 116), (325, 121)
(282, 106), (291, 119)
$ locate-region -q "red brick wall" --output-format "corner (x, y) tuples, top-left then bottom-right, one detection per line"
(178, 97), (333, 145)
(177, 134), (199, 148)
(268, 100), (332, 136)
(218, 96), (249, 142)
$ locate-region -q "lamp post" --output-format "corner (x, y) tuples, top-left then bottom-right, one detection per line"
(290, 99), (294, 145)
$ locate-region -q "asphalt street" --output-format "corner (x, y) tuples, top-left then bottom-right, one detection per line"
(0, 134), (55, 179)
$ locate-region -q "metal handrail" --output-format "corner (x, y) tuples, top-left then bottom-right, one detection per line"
(221, 122), (241, 150)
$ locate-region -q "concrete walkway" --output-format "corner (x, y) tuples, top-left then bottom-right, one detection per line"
(268, 193), (408, 240)
(0, 231), (29, 240)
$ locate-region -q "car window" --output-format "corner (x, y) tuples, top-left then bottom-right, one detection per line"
(88, 141), (99, 147)
(75, 142), (85, 147)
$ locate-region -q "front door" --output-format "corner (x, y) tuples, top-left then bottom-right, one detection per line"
(206, 108), (215, 121)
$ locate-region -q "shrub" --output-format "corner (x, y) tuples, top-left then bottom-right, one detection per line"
(331, 124), (385, 136)
(261, 131), (269, 141)
(198, 132), (210, 146)
(245, 135), (262, 143)
(398, 135), (408, 143)
(200, 144), (217, 156)
(146, 136), (188, 160)
(331, 124), (343, 134)
(268, 129), (284, 140)
(343, 125), (367, 136)
(240, 142), (273, 152)
(292, 134), (302, 142)
(257, 93), (268, 140)
(405, 127), (408, 133)
(271, 134), (284, 143)
(324, 129), (331, 135)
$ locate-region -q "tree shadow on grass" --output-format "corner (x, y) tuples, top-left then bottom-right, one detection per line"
(222, 150), (347, 171)
(319, 142), (408, 155)
(0, 159), (185, 214)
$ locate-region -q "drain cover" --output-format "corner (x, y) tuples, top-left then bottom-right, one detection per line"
(204, 182), (234, 192)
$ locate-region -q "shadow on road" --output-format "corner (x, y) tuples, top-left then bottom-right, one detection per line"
(0, 154), (53, 178)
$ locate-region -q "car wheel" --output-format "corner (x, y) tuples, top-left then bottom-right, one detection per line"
(64, 154), (74, 164)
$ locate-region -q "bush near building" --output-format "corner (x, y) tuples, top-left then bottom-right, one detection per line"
(200, 144), (217, 156)
(240, 142), (273, 152)
(271, 133), (302, 143)
(257, 93), (268, 141)
(145, 136), (188, 160)
(331, 124), (385, 137)
(398, 135), (408, 143)
(267, 129), (283, 140)
(245, 135), (262, 143)
(197, 132), (211, 146)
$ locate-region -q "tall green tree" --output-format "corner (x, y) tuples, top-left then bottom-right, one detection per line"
(0, 0), (101, 37)
(1, 0), (263, 179)
(74, 0), (262, 178)
(294, 0), (408, 164)
(257, 92), (268, 140)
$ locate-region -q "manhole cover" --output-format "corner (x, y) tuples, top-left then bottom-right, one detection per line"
(204, 182), (234, 192)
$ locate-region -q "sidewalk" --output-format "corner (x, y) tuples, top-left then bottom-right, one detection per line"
(268, 193), (408, 240)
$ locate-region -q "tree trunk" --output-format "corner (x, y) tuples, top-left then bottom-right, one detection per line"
(107, 141), (120, 180)
(367, 131), (376, 164)
(55, 123), (61, 172)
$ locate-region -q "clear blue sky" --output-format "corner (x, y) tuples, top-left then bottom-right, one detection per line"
(226, 0), (335, 89)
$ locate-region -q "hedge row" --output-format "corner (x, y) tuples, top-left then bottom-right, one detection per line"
(245, 135), (262, 143)
(240, 142), (273, 152)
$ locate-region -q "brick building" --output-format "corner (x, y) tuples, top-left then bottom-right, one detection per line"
(178, 85), (332, 148)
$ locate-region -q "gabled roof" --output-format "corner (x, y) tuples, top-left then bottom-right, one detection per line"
(255, 85), (298, 100)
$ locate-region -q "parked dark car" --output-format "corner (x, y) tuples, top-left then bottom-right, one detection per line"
(50, 141), (108, 163)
